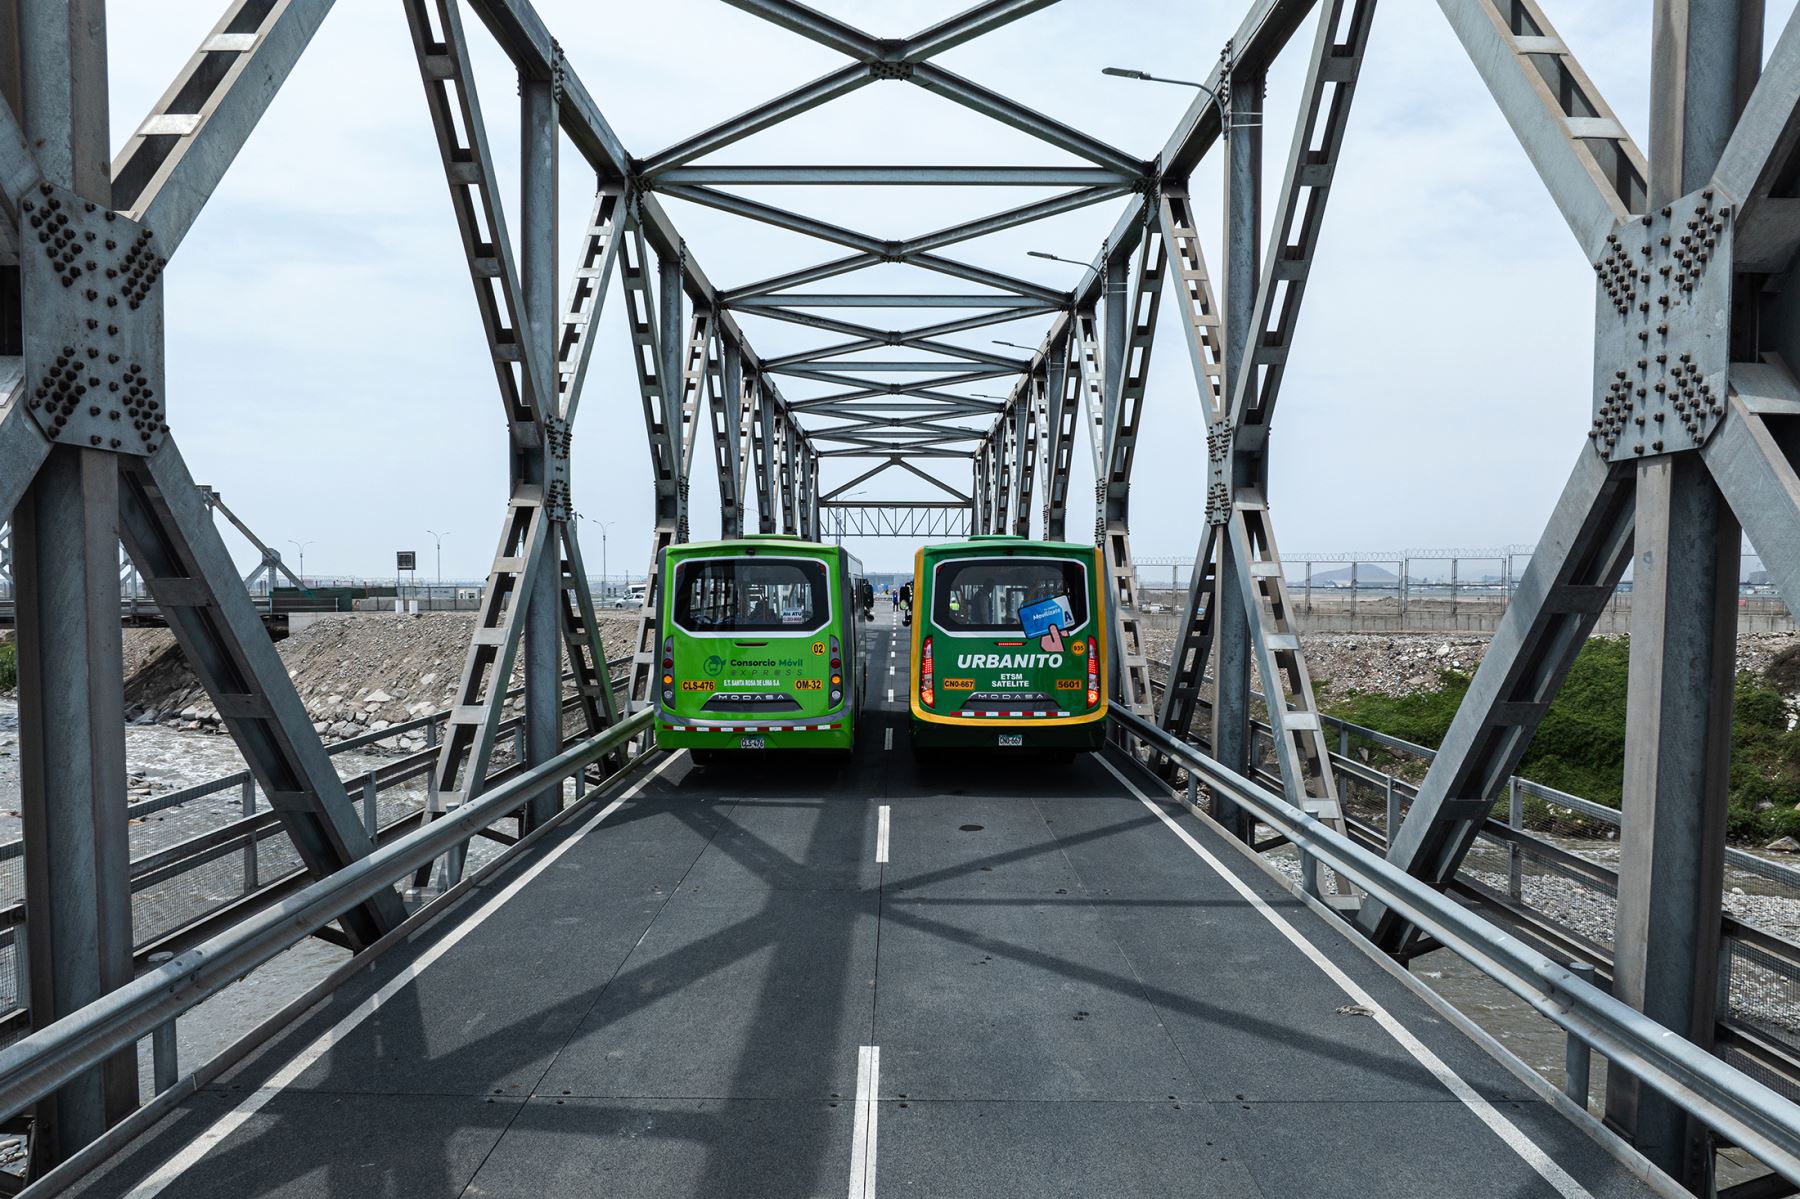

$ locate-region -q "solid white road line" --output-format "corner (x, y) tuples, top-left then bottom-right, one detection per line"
(124, 754), (687, 1199)
(1097, 757), (1595, 1199)
(876, 805), (890, 863)
(848, 1044), (881, 1199)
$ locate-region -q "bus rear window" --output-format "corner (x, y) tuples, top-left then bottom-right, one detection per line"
(672, 557), (830, 634)
(932, 557), (1088, 633)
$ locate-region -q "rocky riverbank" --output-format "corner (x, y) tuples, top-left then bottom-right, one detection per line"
(122, 611), (639, 749)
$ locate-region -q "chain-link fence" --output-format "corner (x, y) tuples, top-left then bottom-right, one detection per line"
(1132, 548), (1796, 635)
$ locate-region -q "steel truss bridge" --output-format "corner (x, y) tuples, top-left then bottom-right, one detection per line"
(1, 0), (1799, 1195)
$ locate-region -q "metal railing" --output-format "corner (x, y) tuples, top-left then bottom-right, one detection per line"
(1314, 709), (1800, 893)
(0, 706), (655, 1195)
(0, 658), (633, 1043)
(1144, 662), (1800, 1100)
(1109, 707), (1800, 1184)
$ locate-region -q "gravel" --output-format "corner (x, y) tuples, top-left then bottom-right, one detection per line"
(123, 611), (639, 746)
(1140, 628), (1800, 700)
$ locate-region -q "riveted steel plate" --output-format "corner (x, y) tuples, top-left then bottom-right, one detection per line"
(17, 181), (167, 457)
(1590, 186), (1732, 463)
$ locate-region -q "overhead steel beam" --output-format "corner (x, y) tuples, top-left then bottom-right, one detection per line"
(772, 359), (1023, 373)
(716, 0), (887, 59)
(649, 164), (1138, 186)
(726, 246), (1066, 304)
(643, 63), (876, 172)
(901, 0), (1061, 61)
(740, 303), (1041, 347)
(898, 183), (1135, 255)
(767, 338), (1027, 371)
(729, 293), (1057, 309)
(908, 63), (1147, 176)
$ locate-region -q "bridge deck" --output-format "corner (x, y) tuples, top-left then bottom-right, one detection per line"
(74, 612), (1656, 1198)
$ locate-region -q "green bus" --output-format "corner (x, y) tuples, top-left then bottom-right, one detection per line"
(655, 537), (873, 761)
(909, 535), (1108, 752)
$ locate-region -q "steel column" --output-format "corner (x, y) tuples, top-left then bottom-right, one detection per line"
(519, 70), (560, 831)
(14, 448), (135, 1166)
(11, 4), (133, 1166)
(1605, 4), (1759, 1181)
(1215, 66), (1263, 839)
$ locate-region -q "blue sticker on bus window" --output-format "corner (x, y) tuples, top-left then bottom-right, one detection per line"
(1019, 594), (1074, 639)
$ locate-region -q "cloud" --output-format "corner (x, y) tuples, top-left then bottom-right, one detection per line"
(99, 0), (1795, 577)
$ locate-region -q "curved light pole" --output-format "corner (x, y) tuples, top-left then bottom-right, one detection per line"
(287, 539), (315, 586)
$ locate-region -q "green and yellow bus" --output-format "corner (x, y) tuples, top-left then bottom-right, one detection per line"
(655, 537), (873, 761)
(910, 535), (1108, 752)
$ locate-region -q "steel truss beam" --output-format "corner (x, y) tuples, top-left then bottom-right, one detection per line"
(1432, 0), (1647, 260)
(110, 0), (337, 259)
(1093, 225), (1166, 718)
(404, 1), (620, 882)
(1150, 0), (1376, 897)
(822, 503), (973, 538)
(1363, 10), (1800, 1181)
(728, 293), (1057, 309)
(650, 165), (1137, 186)
(1040, 332), (1076, 539)
(6, 16), (424, 1169)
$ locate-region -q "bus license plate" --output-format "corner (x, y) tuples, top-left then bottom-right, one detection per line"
(998, 734), (1023, 747)
(740, 736), (766, 749)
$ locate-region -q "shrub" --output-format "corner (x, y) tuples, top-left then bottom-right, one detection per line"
(1324, 636), (1800, 843)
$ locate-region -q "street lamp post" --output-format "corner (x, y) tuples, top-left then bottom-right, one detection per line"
(580, 516), (614, 599)
(426, 529), (449, 595)
(1100, 65), (1217, 94)
(287, 539), (315, 586)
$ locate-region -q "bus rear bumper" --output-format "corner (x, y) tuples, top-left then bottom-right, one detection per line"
(656, 721), (855, 751)
(908, 716), (1105, 751)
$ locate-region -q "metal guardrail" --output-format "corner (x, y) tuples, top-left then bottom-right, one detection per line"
(0, 656), (634, 865)
(0, 658), (636, 1050)
(0, 706), (654, 1139)
(1109, 707), (1800, 1184)
(1142, 661), (1800, 892)
(1316, 710), (1800, 892)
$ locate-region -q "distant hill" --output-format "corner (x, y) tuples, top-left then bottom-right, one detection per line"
(1307, 563), (1397, 586)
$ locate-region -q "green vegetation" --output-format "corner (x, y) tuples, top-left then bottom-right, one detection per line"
(0, 641), (14, 692)
(1325, 637), (1800, 843)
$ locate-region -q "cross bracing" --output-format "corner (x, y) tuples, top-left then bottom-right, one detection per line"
(1, 0), (1799, 1190)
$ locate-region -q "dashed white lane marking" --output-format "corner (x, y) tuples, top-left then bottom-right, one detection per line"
(848, 1044), (881, 1199)
(883, 727), (894, 751)
(1097, 757), (1595, 1199)
(124, 754), (687, 1199)
(886, 688), (894, 703)
(876, 805), (890, 863)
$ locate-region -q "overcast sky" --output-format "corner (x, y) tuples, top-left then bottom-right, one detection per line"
(102, 0), (1798, 577)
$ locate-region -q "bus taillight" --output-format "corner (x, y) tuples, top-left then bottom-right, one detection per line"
(920, 635), (934, 708)
(829, 635), (843, 705)
(661, 635), (675, 704)
(1086, 637), (1098, 707)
